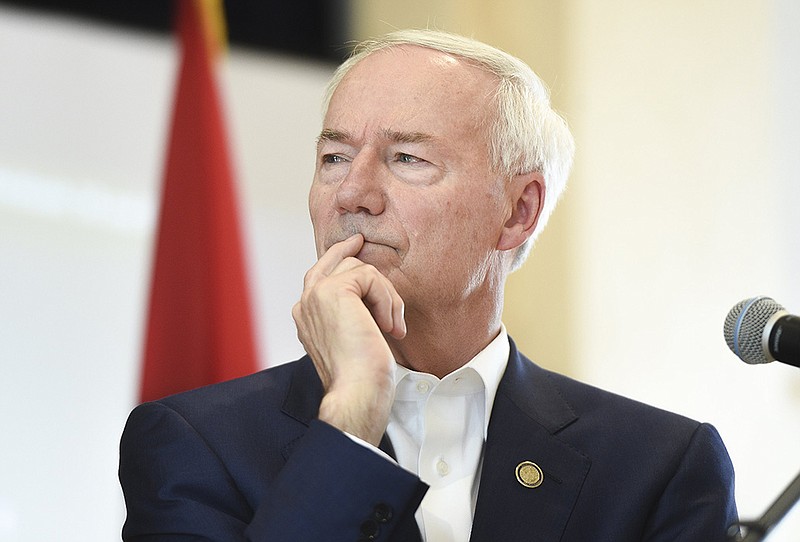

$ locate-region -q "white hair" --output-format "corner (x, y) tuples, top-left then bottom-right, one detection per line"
(322, 29), (575, 271)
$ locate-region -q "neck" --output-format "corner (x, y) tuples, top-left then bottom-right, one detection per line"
(388, 283), (505, 379)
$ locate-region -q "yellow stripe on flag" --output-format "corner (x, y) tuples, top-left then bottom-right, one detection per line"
(197, 0), (228, 56)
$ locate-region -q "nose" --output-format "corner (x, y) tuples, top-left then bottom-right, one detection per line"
(335, 151), (386, 216)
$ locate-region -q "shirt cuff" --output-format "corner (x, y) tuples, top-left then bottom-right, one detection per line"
(343, 431), (398, 465)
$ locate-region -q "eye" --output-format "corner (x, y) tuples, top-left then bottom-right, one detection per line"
(321, 153), (348, 164)
(395, 153), (424, 164)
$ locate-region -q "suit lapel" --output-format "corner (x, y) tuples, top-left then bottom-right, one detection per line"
(280, 356), (324, 425)
(278, 357), (323, 460)
(378, 433), (398, 459)
(470, 341), (591, 542)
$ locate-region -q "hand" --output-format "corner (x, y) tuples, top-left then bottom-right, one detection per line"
(292, 234), (406, 445)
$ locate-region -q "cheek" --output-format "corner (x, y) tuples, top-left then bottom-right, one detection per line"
(308, 186), (335, 245)
(309, 183), (333, 220)
(404, 201), (462, 261)
(397, 197), (445, 238)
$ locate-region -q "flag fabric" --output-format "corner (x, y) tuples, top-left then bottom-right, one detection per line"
(140, 0), (259, 403)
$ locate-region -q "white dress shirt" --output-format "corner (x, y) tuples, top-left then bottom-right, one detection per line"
(385, 326), (510, 542)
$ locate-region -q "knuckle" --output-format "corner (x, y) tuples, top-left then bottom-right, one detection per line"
(302, 268), (319, 288)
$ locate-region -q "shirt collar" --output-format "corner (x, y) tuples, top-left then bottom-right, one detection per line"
(393, 325), (510, 438)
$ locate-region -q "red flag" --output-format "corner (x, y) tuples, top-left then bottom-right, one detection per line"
(140, 0), (259, 402)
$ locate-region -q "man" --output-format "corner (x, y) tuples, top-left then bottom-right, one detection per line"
(120, 29), (737, 541)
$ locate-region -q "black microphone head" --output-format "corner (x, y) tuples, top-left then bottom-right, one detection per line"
(724, 296), (785, 364)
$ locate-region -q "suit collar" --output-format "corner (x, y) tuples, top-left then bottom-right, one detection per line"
(470, 338), (590, 542)
(279, 339), (579, 432)
(497, 338), (579, 435)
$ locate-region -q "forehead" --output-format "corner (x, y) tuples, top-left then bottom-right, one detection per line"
(325, 45), (497, 142)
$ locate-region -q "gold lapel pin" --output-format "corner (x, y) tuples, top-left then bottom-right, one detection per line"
(515, 461), (544, 488)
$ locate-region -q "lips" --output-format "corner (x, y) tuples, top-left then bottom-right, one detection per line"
(324, 226), (398, 253)
(358, 239), (394, 254)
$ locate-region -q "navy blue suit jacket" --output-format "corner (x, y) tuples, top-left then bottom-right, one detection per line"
(119, 339), (737, 541)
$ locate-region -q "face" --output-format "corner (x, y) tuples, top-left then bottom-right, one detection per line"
(309, 46), (514, 312)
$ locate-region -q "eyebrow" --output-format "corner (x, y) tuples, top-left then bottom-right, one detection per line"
(381, 129), (434, 144)
(316, 128), (435, 146)
(316, 128), (351, 146)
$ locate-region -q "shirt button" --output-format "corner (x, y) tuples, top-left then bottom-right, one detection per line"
(416, 380), (431, 393)
(436, 459), (450, 476)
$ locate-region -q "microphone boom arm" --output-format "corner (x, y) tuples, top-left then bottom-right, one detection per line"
(729, 468), (800, 541)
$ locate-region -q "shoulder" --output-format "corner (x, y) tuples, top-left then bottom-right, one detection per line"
(541, 363), (732, 477)
(124, 356), (321, 442)
(505, 342), (720, 463)
(157, 356), (317, 415)
(508, 354), (737, 540)
(510, 342), (700, 432)
(546, 367), (698, 429)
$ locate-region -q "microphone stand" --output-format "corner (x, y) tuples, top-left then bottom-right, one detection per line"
(728, 469), (800, 541)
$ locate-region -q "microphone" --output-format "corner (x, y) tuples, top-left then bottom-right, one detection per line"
(724, 296), (800, 368)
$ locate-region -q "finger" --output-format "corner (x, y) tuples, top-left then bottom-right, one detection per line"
(329, 259), (406, 339)
(304, 234), (364, 288)
(354, 268), (406, 339)
(390, 295), (406, 339)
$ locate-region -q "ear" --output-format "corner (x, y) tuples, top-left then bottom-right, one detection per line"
(496, 172), (545, 251)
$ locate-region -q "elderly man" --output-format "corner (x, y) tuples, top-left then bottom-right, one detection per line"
(120, 29), (737, 541)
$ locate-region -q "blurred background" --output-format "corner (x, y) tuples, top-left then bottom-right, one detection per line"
(1, 1), (799, 540)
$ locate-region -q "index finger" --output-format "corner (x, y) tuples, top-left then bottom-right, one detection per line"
(303, 233), (364, 288)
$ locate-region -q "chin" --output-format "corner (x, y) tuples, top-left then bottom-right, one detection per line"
(358, 256), (402, 283)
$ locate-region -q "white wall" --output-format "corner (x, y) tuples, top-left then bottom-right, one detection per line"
(0, 7), (326, 540)
(565, 2), (800, 539)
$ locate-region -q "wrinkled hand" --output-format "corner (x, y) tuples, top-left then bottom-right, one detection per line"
(292, 234), (406, 446)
